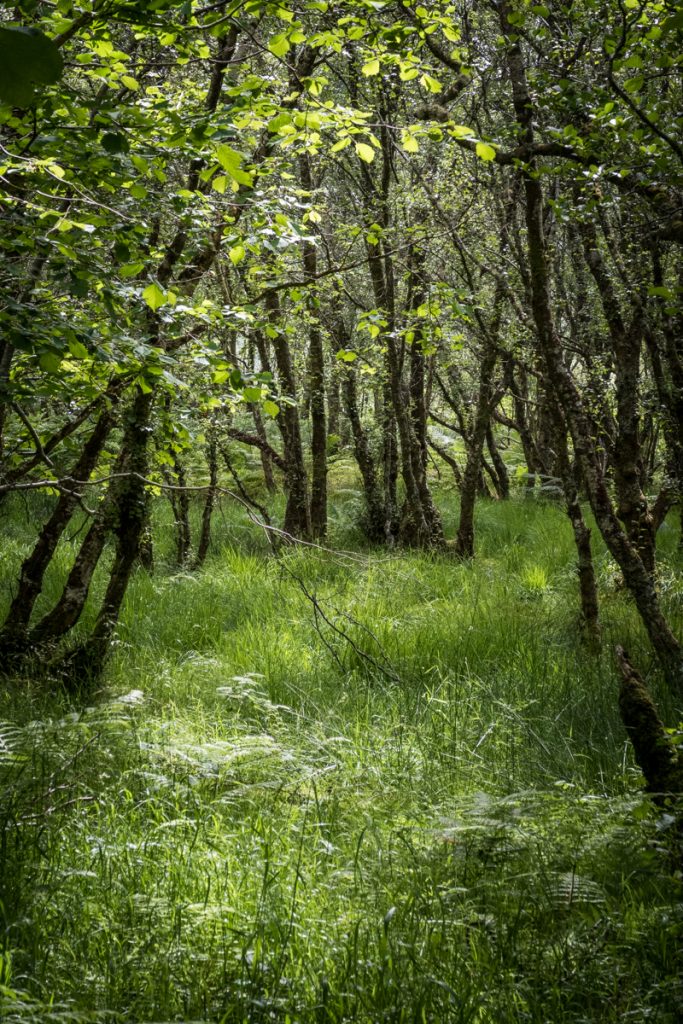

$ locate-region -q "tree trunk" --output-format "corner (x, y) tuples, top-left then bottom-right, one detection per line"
(166, 453), (192, 566)
(59, 388), (155, 675)
(0, 408), (115, 660)
(341, 360), (385, 543)
(456, 341), (499, 558)
(486, 425), (510, 500)
(300, 155), (327, 539)
(251, 405), (277, 493)
(580, 220), (655, 574)
(616, 646), (683, 804)
(265, 288), (311, 540)
(26, 390), (150, 654)
(194, 426), (218, 569)
(500, 1), (683, 694)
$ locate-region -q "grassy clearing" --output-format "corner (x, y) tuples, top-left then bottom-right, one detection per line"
(1, 486), (682, 1022)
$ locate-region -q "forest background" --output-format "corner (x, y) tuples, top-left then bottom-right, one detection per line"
(0, 1), (682, 1021)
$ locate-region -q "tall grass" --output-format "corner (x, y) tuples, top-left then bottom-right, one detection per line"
(0, 487), (681, 1022)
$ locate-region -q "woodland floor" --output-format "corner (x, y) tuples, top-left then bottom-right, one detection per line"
(1, 469), (682, 1023)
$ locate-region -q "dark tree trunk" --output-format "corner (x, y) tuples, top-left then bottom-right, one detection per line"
(60, 388), (155, 674)
(0, 408), (115, 660)
(251, 405), (277, 493)
(27, 389), (151, 654)
(455, 341), (499, 559)
(194, 427), (219, 569)
(553, 421), (600, 637)
(165, 453), (192, 566)
(300, 155), (327, 539)
(500, 1), (683, 694)
(486, 425), (510, 500)
(265, 289), (311, 540)
(616, 646), (683, 804)
(580, 220), (655, 575)
(503, 354), (545, 492)
(381, 381), (399, 545)
(341, 361), (385, 543)
(327, 356), (341, 442)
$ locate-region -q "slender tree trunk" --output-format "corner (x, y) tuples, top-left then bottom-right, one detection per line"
(265, 288), (310, 539)
(503, 354), (545, 492)
(455, 341), (499, 558)
(194, 426), (218, 569)
(428, 436), (463, 486)
(26, 389), (151, 652)
(327, 356), (341, 442)
(300, 155), (327, 539)
(341, 360), (385, 542)
(580, 220), (655, 574)
(486, 425), (510, 500)
(170, 454), (192, 566)
(0, 408), (115, 659)
(500, 1), (683, 693)
(251, 405), (276, 493)
(553, 422), (600, 637)
(60, 388), (155, 673)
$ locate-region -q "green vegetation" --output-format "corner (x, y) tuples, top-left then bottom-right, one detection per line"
(2, 487), (681, 1023)
(1, 1), (682, 1019)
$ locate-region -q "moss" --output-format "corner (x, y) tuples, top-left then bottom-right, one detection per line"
(616, 645), (683, 800)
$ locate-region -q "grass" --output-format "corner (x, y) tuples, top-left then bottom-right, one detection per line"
(1, 483), (682, 1022)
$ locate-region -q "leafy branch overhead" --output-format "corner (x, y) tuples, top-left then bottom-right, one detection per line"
(0, 26), (63, 106)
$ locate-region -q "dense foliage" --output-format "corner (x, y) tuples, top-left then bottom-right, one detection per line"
(1, 0), (682, 1020)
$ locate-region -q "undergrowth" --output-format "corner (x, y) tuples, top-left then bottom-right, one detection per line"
(0, 487), (682, 1022)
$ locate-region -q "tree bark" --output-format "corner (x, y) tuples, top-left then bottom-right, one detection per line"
(300, 155), (327, 539)
(0, 407), (115, 660)
(500, 1), (683, 694)
(340, 359), (385, 543)
(194, 426), (218, 569)
(616, 646), (683, 804)
(265, 288), (311, 540)
(59, 388), (155, 674)
(455, 339), (500, 558)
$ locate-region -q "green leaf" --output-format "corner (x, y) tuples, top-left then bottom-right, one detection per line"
(0, 26), (63, 107)
(229, 244), (246, 265)
(355, 142), (375, 163)
(475, 141), (496, 162)
(401, 130), (419, 153)
(216, 145), (243, 171)
(242, 386), (263, 401)
(450, 124), (475, 138)
(263, 399), (280, 417)
(215, 145), (253, 187)
(119, 262), (144, 278)
(142, 283), (166, 311)
(269, 33), (290, 57)
(101, 132), (130, 154)
(67, 337), (89, 359)
(268, 112), (292, 133)
(420, 73), (442, 94)
(39, 351), (62, 374)
(362, 58), (380, 76)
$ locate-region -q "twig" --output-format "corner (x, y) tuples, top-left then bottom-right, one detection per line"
(281, 562), (400, 683)
(10, 402), (54, 469)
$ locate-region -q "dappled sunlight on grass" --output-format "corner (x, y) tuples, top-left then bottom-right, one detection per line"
(1, 491), (682, 1022)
